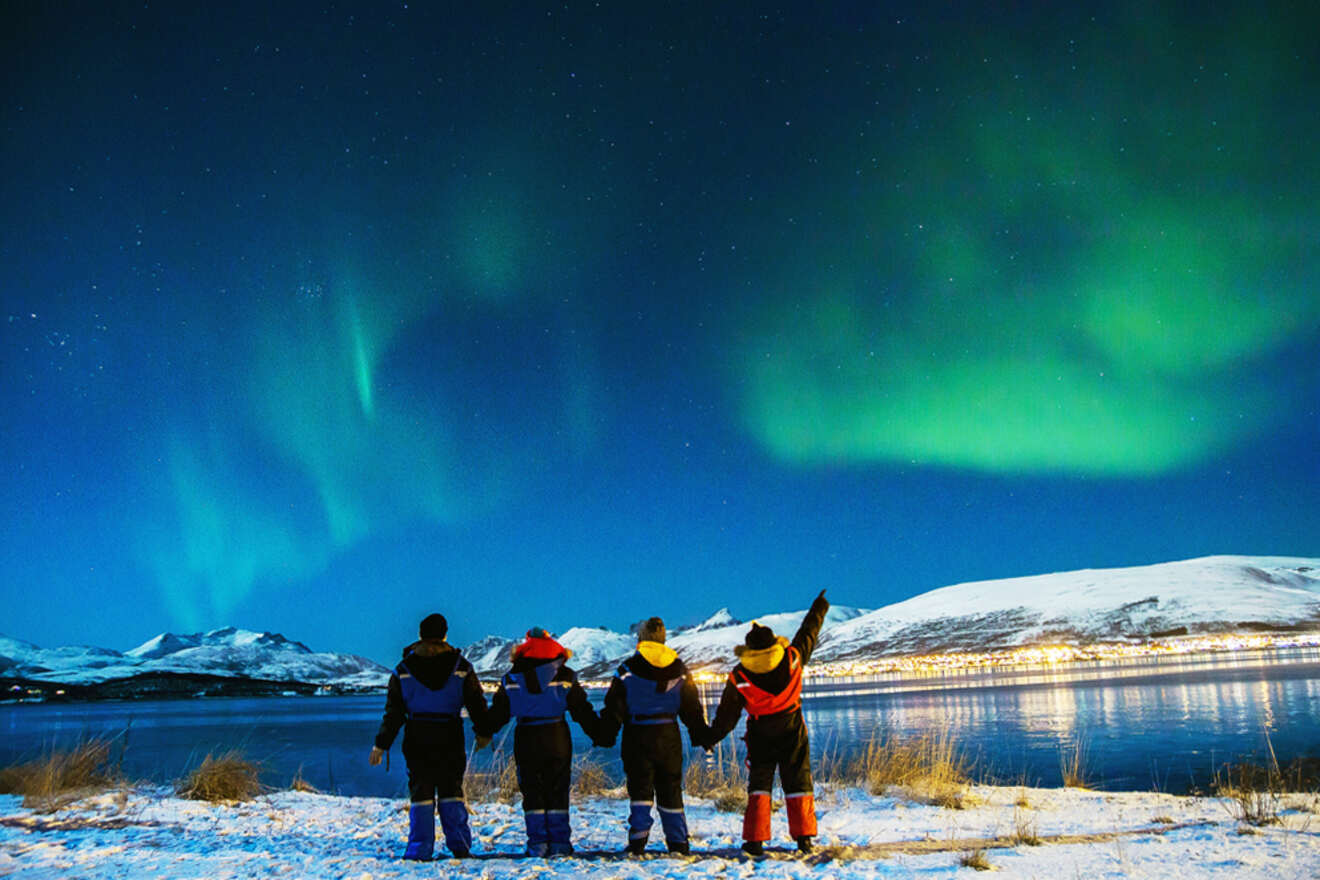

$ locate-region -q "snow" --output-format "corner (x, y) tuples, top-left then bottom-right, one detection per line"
(3, 783), (1317, 878)
(5, 627), (389, 690)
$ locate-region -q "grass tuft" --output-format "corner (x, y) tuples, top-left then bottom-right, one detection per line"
(959, 847), (992, 870)
(177, 751), (264, 803)
(465, 747), (520, 804)
(1213, 760), (1283, 827)
(571, 753), (617, 797)
(1011, 807), (1041, 846)
(843, 730), (974, 809)
(685, 741), (748, 813)
(289, 765), (320, 794)
(0, 738), (122, 810)
(1060, 737), (1089, 788)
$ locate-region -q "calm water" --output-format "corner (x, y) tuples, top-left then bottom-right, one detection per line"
(3, 647), (1317, 797)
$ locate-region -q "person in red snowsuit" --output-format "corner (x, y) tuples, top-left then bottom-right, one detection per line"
(705, 590), (829, 856)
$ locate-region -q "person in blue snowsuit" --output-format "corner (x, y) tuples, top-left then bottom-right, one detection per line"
(477, 628), (602, 856)
(370, 613), (488, 860)
(595, 616), (710, 855)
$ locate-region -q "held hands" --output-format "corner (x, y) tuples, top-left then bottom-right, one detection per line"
(474, 735), (493, 752)
(368, 746), (385, 766)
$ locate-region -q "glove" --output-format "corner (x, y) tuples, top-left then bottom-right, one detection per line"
(474, 735), (493, 751)
(369, 746), (385, 766)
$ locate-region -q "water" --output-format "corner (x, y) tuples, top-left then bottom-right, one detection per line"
(3, 647), (1318, 797)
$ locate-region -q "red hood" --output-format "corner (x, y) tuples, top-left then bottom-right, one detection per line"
(513, 634), (572, 661)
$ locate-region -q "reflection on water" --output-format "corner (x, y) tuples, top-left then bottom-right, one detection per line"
(3, 647), (1319, 796)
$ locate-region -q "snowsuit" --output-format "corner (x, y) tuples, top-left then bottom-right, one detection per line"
(597, 641), (710, 854)
(708, 592), (830, 847)
(479, 632), (601, 856)
(374, 639), (488, 859)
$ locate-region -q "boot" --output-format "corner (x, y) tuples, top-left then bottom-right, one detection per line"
(741, 840), (765, 857)
(404, 802), (435, 860)
(438, 798), (472, 857)
(627, 837), (648, 855)
(796, 835), (814, 854)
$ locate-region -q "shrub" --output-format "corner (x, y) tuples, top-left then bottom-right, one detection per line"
(177, 751), (264, 803)
(0, 738), (122, 810)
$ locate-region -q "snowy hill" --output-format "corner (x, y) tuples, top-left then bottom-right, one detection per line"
(2, 627), (389, 698)
(462, 556), (1320, 676)
(818, 555), (1320, 659)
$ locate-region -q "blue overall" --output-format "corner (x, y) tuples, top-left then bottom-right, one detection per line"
(398, 659), (472, 859)
(618, 665), (689, 850)
(505, 660), (575, 855)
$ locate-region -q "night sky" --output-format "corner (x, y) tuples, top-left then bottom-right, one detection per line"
(3, 2), (1317, 665)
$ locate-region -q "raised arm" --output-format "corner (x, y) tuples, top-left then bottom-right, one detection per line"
(791, 590), (830, 665)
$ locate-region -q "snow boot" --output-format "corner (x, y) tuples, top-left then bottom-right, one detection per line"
(796, 835), (814, 854)
(546, 809), (573, 856)
(404, 801), (435, 860)
(741, 840), (765, 857)
(524, 810), (549, 857)
(658, 804), (689, 853)
(438, 798), (472, 857)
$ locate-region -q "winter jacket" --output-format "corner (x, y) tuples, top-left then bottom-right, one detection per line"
(374, 640), (488, 757)
(598, 641), (709, 747)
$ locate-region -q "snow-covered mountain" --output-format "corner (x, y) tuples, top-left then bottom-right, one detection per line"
(462, 556), (1320, 677)
(820, 555), (1320, 659)
(2, 627), (390, 697)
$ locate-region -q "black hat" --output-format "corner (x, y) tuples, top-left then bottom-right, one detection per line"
(744, 622), (776, 650)
(419, 613), (448, 641)
(638, 617), (666, 644)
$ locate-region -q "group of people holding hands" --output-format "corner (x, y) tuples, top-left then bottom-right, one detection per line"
(369, 589), (831, 860)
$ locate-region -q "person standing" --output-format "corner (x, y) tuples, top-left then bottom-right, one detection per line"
(706, 590), (829, 856)
(478, 628), (601, 856)
(596, 616), (710, 855)
(370, 613), (488, 860)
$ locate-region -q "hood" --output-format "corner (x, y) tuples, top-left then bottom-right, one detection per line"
(734, 635), (789, 674)
(636, 640), (678, 669)
(513, 633), (572, 661)
(404, 639), (455, 659)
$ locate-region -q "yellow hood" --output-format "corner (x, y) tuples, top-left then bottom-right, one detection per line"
(734, 636), (789, 674)
(637, 640), (678, 668)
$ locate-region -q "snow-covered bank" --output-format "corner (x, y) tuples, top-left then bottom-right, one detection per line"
(3, 784), (1318, 878)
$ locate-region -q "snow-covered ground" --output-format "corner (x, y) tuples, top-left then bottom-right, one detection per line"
(3, 783), (1318, 879)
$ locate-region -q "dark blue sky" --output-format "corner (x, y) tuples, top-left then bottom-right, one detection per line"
(3, 2), (1317, 664)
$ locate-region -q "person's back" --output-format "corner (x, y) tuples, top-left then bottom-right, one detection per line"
(598, 617), (709, 854)
(479, 628), (601, 856)
(707, 591), (829, 855)
(371, 613), (486, 860)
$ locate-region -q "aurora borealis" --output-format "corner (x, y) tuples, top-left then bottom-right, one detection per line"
(2, 2), (1317, 663)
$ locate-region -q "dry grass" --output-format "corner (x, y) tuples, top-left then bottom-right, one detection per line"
(1011, 807), (1041, 846)
(289, 766), (320, 794)
(685, 741), (748, 813)
(959, 847), (992, 870)
(572, 753), (617, 797)
(176, 751), (264, 803)
(0, 738), (123, 810)
(1060, 737), (1089, 788)
(1214, 760), (1283, 827)
(465, 748), (520, 804)
(843, 730), (974, 809)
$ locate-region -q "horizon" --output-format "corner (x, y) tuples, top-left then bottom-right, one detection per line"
(3, 3), (1317, 666)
